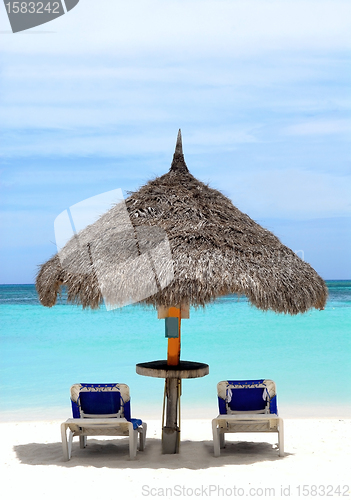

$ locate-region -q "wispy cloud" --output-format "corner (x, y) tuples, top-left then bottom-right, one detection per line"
(0, 125), (260, 158)
(218, 168), (351, 219)
(1, 0), (350, 56)
(284, 120), (351, 136)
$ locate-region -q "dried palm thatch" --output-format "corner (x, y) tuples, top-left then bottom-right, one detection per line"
(36, 130), (327, 314)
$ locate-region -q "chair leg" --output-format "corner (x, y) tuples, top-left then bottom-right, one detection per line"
(128, 424), (137, 460)
(61, 423), (69, 461)
(68, 430), (74, 460)
(278, 418), (284, 457)
(79, 435), (87, 449)
(219, 433), (225, 449)
(133, 430), (138, 457)
(138, 423), (147, 451)
(212, 419), (221, 457)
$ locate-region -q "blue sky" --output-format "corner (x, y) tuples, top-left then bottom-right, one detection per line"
(0, 0), (350, 283)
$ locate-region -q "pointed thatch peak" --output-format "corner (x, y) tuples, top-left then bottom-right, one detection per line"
(170, 129), (189, 174)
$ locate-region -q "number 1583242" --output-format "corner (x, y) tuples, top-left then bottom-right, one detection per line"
(5, 2), (61, 14)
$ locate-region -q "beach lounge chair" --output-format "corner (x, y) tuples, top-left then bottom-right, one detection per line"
(212, 379), (284, 457)
(61, 383), (147, 460)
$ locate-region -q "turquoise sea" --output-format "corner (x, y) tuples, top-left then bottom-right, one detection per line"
(0, 282), (350, 421)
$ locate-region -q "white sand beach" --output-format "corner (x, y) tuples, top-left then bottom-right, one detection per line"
(1, 418), (350, 499)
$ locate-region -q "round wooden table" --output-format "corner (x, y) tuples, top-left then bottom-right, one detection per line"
(136, 360), (209, 453)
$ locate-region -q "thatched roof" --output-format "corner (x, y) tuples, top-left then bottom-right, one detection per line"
(36, 130), (327, 314)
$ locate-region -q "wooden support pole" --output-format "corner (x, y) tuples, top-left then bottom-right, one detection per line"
(163, 307), (181, 452)
(155, 303), (189, 452)
(162, 377), (180, 453)
(167, 306), (181, 366)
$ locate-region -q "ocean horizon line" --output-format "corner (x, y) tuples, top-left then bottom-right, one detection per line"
(1, 279), (351, 287)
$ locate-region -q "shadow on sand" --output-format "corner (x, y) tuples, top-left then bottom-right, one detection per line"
(14, 437), (291, 469)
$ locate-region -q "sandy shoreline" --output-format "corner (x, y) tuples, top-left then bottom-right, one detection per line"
(1, 418), (350, 499)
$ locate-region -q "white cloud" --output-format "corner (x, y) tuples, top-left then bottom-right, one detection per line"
(0, 123), (260, 158)
(1, 0), (350, 57)
(283, 120), (351, 136)
(218, 168), (351, 219)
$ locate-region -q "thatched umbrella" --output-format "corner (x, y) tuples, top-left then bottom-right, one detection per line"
(36, 130), (327, 452)
(37, 130), (327, 314)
